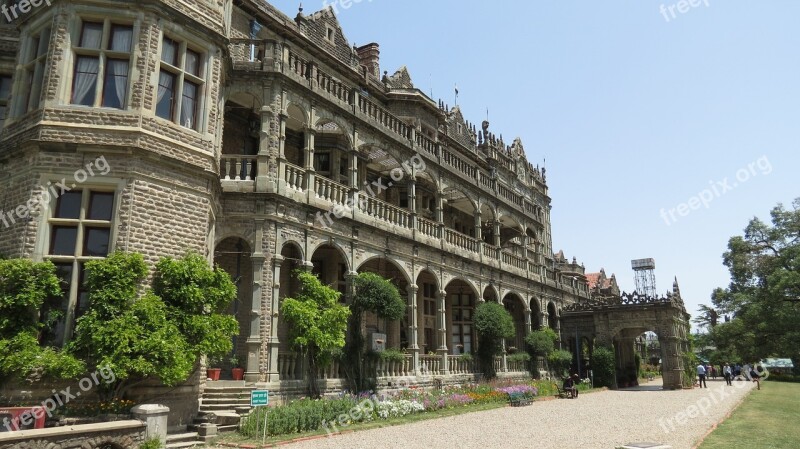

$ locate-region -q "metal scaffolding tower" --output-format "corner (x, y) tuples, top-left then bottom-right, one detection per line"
(631, 258), (656, 297)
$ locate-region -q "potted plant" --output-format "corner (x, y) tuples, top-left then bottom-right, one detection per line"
(206, 356), (222, 381)
(230, 355), (244, 381)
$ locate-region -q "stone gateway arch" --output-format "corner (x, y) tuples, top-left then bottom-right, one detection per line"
(561, 281), (691, 389)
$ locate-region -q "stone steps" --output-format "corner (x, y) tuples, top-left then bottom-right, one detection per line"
(165, 431), (201, 449)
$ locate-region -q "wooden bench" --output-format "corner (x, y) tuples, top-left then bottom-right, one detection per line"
(508, 392), (533, 406)
(555, 384), (574, 399)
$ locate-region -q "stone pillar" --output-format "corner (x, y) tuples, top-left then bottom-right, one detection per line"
(436, 289), (449, 375)
(249, 219), (266, 382)
(407, 284), (420, 375)
(524, 309), (532, 335)
(501, 339), (508, 373)
(408, 178), (417, 231)
(541, 311), (548, 329)
(257, 103), (278, 192)
(265, 253), (281, 382)
(435, 193), (444, 238)
(521, 234), (528, 260)
(493, 221), (501, 248)
(304, 127), (316, 197)
(473, 210), (482, 241)
(350, 147), (359, 212)
(132, 404), (169, 447)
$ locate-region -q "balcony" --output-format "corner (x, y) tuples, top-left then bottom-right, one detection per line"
(220, 155), (256, 192)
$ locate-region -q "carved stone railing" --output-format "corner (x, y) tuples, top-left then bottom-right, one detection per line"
(415, 133), (437, 157)
(314, 176), (348, 204)
(506, 359), (527, 373)
(502, 251), (527, 270)
(419, 355), (442, 376)
(447, 355), (476, 375)
(358, 96), (412, 140)
(278, 352), (302, 380)
(444, 229), (479, 253)
(483, 243), (499, 259)
(371, 355), (413, 378)
(416, 216), (439, 238)
(362, 196), (410, 228)
(284, 162), (305, 191)
(221, 155), (256, 181)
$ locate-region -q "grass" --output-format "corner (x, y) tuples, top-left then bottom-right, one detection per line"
(698, 381), (800, 449)
(215, 387), (606, 447)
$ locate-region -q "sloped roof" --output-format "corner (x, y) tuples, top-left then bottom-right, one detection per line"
(296, 6), (359, 70)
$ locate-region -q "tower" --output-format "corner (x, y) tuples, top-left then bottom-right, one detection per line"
(631, 258), (657, 297)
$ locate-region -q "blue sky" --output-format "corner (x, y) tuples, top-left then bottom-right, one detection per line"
(272, 0), (799, 327)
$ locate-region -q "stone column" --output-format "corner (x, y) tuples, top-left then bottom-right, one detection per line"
(257, 103), (278, 192)
(501, 339), (508, 373)
(473, 210), (482, 241)
(493, 221), (501, 248)
(408, 178), (417, 231)
(436, 289), (449, 375)
(524, 309), (532, 335)
(435, 193), (444, 238)
(407, 284), (420, 375)
(132, 404), (169, 447)
(249, 220), (266, 382)
(304, 127), (316, 198)
(350, 147), (360, 213)
(265, 253), (281, 382)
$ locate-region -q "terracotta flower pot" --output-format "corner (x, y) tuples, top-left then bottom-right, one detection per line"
(207, 368), (222, 381)
(231, 368), (244, 381)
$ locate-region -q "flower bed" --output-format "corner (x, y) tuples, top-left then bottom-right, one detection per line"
(241, 379), (552, 438)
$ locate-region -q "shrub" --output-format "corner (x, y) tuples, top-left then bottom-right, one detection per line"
(524, 328), (557, 358)
(474, 302), (515, 379)
(592, 346), (616, 388)
(240, 397), (359, 437)
(377, 348), (406, 363)
(547, 350), (573, 378)
(507, 353), (531, 363)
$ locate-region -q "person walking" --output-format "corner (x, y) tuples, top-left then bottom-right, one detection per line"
(696, 363), (707, 388)
(723, 363), (732, 386)
(749, 365), (761, 390)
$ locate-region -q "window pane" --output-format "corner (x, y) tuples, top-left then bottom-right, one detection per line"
(156, 70), (175, 120)
(79, 22), (103, 49)
(185, 49), (200, 77)
(37, 29), (51, 57)
(72, 56), (99, 106)
(83, 227), (110, 256)
(109, 25), (133, 52)
(50, 226), (78, 255)
(180, 81), (198, 129)
(0, 75), (10, 100)
(88, 192), (114, 220)
(102, 59), (128, 108)
(0, 106), (6, 129)
(76, 262), (90, 315)
(52, 262), (74, 298)
(55, 191), (82, 218)
(161, 37), (177, 65)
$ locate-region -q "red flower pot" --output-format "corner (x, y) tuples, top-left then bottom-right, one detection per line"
(231, 368), (244, 381)
(207, 368), (221, 381)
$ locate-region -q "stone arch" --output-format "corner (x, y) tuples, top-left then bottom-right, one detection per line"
(286, 103), (309, 129)
(529, 296), (542, 330)
(482, 284), (499, 302)
(278, 239), (305, 263)
(357, 256), (411, 349)
(213, 236), (253, 377)
(502, 291), (527, 351)
(314, 116), (353, 148)
(547, 301), (559, 331)
(415, 268), (440, 354)
(307, 240), (351, 272)
(443, 278), (480, 355)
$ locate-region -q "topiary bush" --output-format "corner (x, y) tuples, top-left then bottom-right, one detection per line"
(592, 346), (616, 388)
(474, 301), (515, 379)
(547, 349), (573, 379)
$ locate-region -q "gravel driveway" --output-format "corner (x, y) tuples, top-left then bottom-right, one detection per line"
(282, 378), (755, 449)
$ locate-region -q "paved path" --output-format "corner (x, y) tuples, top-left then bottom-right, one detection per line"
(284, 378), (755, 449)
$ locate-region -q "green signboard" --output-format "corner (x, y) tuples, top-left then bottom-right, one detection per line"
(250, 390), (269, 407)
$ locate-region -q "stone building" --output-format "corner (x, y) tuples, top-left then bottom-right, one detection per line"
(0, 0), (611, 423)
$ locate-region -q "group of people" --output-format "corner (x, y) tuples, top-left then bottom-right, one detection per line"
(696, 362), (762, 390)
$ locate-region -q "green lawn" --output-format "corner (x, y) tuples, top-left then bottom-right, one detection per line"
(699, 381), (800, 449)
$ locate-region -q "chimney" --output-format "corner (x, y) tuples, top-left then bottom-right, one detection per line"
(356, 43), (380, 79)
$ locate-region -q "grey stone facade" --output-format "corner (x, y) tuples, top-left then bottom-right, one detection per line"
(0, 0), (599, 414)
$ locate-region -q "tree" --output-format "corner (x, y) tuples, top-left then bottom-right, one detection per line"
(69, 251), (240, 399)
(548, 349), (573, 379)
(474, 301), (515, 379)
(700, 199), (800, 365)
(68, 252), (196, 399)
(692, 304), (719, 330)
(524, 328), (557, 377)
(0, 258), (83, 382)
(592, 346), (616, 388)
(343, 272), (405, 393)
(152, 252), (239, 359)
(281, 270), (350, 398)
